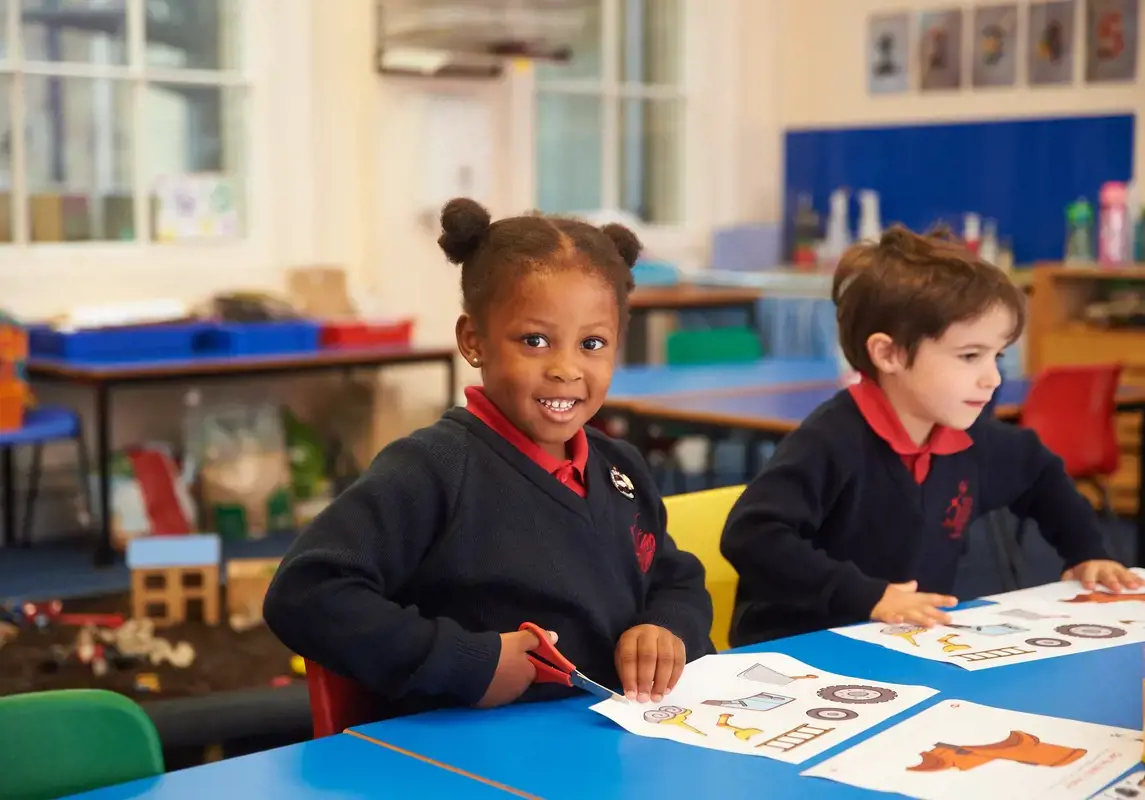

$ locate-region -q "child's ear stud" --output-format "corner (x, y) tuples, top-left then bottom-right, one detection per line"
(471, 357), (481, 366)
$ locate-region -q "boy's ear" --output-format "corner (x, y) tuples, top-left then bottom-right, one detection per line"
(455, 313), (482, 367)
(866, 333), (907, 374)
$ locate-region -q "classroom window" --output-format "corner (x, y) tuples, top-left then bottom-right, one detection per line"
(535, 0), (684, 225)
(0, 0), (248, 245)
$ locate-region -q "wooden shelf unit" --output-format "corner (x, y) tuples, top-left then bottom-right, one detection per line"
(1028, 264), (1145, 515)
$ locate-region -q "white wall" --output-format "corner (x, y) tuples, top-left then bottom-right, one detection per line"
(780, 0), (1144, 183)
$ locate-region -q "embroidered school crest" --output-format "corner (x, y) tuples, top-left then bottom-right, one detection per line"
(630, 515), (657, 573)
(942, 480), (974, 540)
(610, 466), (635, 499)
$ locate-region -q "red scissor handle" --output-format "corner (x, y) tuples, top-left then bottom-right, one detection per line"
(520, 621), (575, 687)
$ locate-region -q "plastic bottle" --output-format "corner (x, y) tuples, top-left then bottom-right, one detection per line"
(979, 219), (999, 265)
(857, 189), (882, 243)
(1098, 181), (1128, 266)
(1064, 198), (1095, 264)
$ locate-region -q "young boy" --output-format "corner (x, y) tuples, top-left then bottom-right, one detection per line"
(721, 225), (1142, 646)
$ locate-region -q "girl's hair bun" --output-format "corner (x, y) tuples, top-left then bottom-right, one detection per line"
(438, 197), (492, 264)
(601, 223), (642, 268)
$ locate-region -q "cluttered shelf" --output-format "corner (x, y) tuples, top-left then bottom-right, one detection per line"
(1028, 263), (1145, 516)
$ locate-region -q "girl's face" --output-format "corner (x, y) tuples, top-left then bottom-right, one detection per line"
(457, 268), (621, 459)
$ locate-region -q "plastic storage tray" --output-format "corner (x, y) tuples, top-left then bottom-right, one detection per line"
(319, 319), (414, 349)
(194, 320), (321, 357)
(27, 322), (206, 363)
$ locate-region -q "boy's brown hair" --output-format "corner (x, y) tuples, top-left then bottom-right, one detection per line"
(832, 224), (1026, 377)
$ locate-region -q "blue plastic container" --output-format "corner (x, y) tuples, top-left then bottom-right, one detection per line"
(632, 260), (680, 286)
(27, 322), (206, 363)
(194, 320), (321, 357)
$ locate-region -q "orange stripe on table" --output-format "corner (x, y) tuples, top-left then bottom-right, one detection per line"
(345, 729), (541, 799)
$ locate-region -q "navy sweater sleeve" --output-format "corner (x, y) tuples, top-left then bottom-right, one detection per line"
(262, 432), (501, 705)
(604, 437), (714, 658)
(721, 425), (888, 619)
(975, 419), (1112, 568)
(637, 495), (716, 658)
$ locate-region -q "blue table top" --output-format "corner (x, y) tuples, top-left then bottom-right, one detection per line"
(627, 379), (1145, 432)
(351, 623), (1143, 800)
(64, 732), (512, 799)
(606, 358), (840, 404)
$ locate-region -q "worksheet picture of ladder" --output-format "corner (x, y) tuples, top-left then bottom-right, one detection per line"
(758, 723), (834, 753)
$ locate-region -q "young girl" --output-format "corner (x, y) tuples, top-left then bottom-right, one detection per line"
(263, 198), (714, 720)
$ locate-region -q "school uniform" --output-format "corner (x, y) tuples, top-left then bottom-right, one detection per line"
(263, 387), (714, 720)
(722, 377), (1111, 647)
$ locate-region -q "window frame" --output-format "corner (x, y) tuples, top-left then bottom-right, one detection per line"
(524, 0), (737, 263)
(0, 0), (271, 262)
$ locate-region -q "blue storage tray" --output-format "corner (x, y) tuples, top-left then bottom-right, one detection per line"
(632, 260), (680, 286)
(27, 322), (206, 363)
(194, 320), (321, 357)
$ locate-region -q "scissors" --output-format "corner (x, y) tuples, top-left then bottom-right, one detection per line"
(520, 622), (627, 703)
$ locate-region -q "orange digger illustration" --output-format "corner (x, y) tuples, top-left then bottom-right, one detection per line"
(908, 730), (1086, 772)
(1064, 591), (1145, 604)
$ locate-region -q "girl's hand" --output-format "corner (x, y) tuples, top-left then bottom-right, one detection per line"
(614, 624), (686, 703)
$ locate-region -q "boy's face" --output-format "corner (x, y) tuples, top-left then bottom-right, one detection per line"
(873, 303), (1013, 443)
(457, 268), (620, 459)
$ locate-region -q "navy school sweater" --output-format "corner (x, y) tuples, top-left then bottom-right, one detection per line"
(263, 408), (715, 720)
(721, 389), (1112, 646)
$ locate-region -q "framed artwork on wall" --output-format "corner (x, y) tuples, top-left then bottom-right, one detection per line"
(1028, 0), (1076, 85)
(919, 9), (964, 89)
(972, 4), (1019, 86)
(1085, 0), (1139, 82)
(869, 12), (911, 94)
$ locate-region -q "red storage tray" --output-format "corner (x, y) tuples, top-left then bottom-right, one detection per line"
(320, 319), (414, 350)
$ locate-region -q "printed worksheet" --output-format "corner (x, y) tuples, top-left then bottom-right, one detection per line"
(832, 601), (1145, 670)
(589, 652), (937, 764)
(802, 699), (1143, 800)
(984, 570), (1145, 623)
(1090, 766), (1145, 798)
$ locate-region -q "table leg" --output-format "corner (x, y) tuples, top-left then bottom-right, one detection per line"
(446, 355), (457, 408)
(1136, 406), (1145, 567)
(94, 383), (114, 567)
(1, 447), (13, 549)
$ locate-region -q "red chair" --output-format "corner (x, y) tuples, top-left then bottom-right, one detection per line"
(989, 363), (1127, 588)
(1020, 363), (1123, 506)
(304, 659), (383, 738)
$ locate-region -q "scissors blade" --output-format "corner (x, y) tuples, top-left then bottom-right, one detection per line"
(571, 672), (628, 703)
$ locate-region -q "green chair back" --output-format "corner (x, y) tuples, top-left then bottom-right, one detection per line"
(665, 327), (763, 366)
(0, 689), (165, 800)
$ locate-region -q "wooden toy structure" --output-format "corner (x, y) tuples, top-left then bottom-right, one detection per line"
(225, 557), (281, 630)
(127, 534), (221, 627)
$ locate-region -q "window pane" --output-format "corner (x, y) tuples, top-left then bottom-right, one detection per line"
(22, 0), (127, 66)
(146, 83), (245, 241)
(147, 0), (243, 71)
(536, 92), (602, 214)
(619, 98), (681, 223)
(0, 0), (9, 61)
(536, 0), (601, 82)
(619, 0), (681, 85)
(25, 76), (133, 242)
(0, 77), (11, 242)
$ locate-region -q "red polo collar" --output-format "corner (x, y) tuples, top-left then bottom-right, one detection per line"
(848, 375), (972, 483)
(464, 386), (589, 495)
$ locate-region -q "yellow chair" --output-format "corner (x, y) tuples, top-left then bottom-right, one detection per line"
(663, 484), (745, 651)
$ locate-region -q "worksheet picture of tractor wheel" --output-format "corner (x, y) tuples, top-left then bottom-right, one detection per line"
(830, 601), (1145, 671)
(589, 652), (937, 764)
(802, 699), (1143, 800)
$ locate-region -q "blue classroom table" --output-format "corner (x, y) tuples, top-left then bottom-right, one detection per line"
(605, 358), (839, 406)
(350, 623), (1143, 799)
(63, 731), (515, 799)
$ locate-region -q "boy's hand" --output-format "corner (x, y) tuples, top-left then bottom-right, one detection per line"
(870, 581), (958, 628)
(615, 624), (686, 704)
(1062, 560), (1144, 593)
(475, 628), (556, 709)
